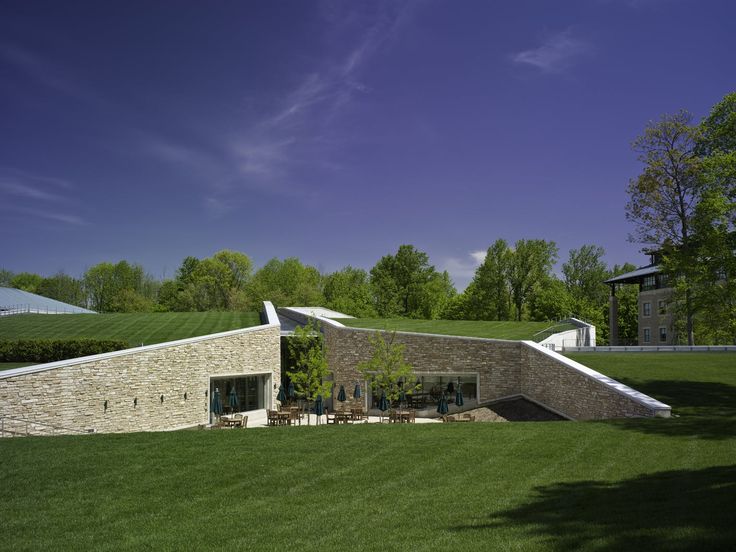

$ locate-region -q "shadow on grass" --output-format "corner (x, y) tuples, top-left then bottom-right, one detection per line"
(609, 379), (736, 440)
(452, 465), (736, 551)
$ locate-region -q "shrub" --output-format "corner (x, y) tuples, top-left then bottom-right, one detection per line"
(0, 339), (130, 363)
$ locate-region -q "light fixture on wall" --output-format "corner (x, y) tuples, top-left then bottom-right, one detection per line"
(160, 395), (164, 404)
(104, 400), (108, 412)
(184, 392), (188, 400)
(134, 397), (137, 408)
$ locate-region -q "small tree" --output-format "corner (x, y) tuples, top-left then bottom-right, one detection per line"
(286, 318), (332, 425)
(357, 332), (419, 413)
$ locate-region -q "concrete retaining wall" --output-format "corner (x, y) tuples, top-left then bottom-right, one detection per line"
(0, 324), (281, 435)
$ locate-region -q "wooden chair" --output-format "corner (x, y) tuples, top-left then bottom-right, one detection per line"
(267, 410), (280, 427)
(325, 409), (337, 424)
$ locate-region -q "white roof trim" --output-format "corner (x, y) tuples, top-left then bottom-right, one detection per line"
(522, 340), (671, 414)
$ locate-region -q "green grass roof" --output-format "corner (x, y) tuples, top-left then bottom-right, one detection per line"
(0, 311), (261, 347)
(334, 317), (554, 340)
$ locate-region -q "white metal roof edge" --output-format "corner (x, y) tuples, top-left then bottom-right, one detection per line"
(0, 322), (279, 380)
(521, 340), (671, 414)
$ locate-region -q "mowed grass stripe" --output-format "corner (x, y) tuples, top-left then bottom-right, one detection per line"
(336, 318), (552, 340)
(0, 311), (261, 347)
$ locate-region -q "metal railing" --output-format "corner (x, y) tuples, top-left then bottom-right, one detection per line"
(0, 416), (92, 437)
(0, 304), (88, 316)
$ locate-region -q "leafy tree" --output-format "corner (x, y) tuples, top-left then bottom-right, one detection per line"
(286, 318), (332, 424)
(247, 257), (324, 308)
(464, 239), (512, 320)
(0, 269), (14, 287)
(369, 245), (455, 318)
(9, 272), (43, 293)
(507, 239), (558, 321)
(36, 272), (85, 307)
(189, 257), (233, 310)
(357, 331), (419, 408)
(323, 266), (376, 317)
(563, 245), (609, 307)
(529, 277), (572, 322)
(626, 110), (701, 344)
(212, 250), (252, 291)
(83, 261), (154, 312)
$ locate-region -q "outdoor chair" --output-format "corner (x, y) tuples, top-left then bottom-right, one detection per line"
(267, 410), (280, 427)
(350, 407), (368, 423)
(326, 410), (337, 424)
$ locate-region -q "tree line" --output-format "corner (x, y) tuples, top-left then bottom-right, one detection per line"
(1, 241), (637, 343)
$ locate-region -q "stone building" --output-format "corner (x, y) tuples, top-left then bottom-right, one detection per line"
(605, 254), (674, 346)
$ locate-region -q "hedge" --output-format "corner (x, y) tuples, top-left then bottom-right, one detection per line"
(0, 339), (130, 363)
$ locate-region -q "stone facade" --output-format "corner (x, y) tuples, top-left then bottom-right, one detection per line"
(0, 324), (280, 435)
(319, 320), (669, 420)
(639, 288), (674, 346)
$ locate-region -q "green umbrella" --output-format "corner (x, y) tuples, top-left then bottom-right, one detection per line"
(436, 393), (449, 416)
(337, 384), (347, 404)
(455, 385), (464, 408)
(228, 387), (239, 412)
(277, 384), (287, 403)
(378, 390), (389, 423)
(353, 382), (362, 399)
(211, 388), (223, 419)
(314, 394), (324, 417)
(288, 381), (296, 400)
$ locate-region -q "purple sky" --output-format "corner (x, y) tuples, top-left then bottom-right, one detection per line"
(1, 0), (734, 290)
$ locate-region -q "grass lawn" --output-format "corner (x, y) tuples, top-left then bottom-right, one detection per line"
(336, 317), (556, 340)
(0, 311), (261, 348)
(1, 353), (734, 550)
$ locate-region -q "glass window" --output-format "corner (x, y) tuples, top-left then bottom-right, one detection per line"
(643, 328), (651, 343)
(659, 327), (667, 342)
(643, 302), (651, 316)
(369, 374), (478, 410)
(658, 300), (666, 315)
(642, 275), (656, 291)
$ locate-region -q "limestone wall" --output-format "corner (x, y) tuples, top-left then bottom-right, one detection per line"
(0, 324), (280, 435)
(320, 322), (670, 420)
(519, 342), (666, 419)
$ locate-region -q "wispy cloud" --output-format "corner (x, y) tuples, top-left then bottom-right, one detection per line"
(140, 2), (415, 216)
(511, 30), (592, 74)
(0, 43), (97, 102)
(0, 167), (86, 225)
(441, 250), (487, 290)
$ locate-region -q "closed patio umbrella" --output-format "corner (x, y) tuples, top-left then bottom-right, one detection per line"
(437, 393), (449, 416)
(455, 385), (464, 408)
(288, 381), (296, 400)
(337, 384), (347, 405)
(314, 394), (324, 425)
(378, 390), (389, 423)
(211, 388), (223, 422)
(228, 387), (239, 413)
(353, 382), (362, 399)
(277, 384), (287, 404)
